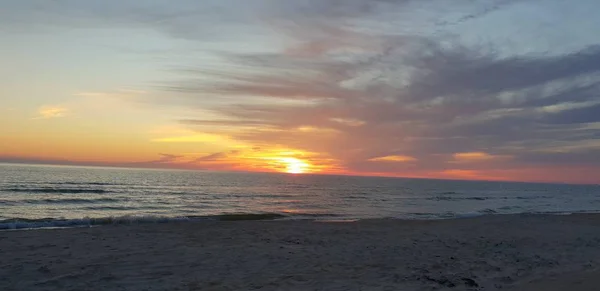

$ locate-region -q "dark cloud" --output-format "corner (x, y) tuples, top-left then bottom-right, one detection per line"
(404, 44), (600, 102)
(518, 150), (600, 165)
(543, 103), (600, 125)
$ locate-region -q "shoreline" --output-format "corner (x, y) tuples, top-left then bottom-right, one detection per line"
(2, 214), (600, 290)
(2, 211), (599, 231)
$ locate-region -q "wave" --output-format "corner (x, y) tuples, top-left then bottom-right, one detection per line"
(205, 213), (287, 221)
(514, 195), (554, 200)
(22, 181), (117, 186)
(82, 205), (170, 210)
(3, 210), (600, 230)
(425, 195), (555, 201)
(0, 212), (291, 230)
(284, 213), (341, 218)
(53, 182), (115, 186)
(0, 211), (350, 230)
(7, 198), (124, 205)
(188, 212), (338, 221)
(219, 193), (292, 199)
(0, 215), (194, 230)
(426, 196), (487, 201)
(2, 187), (109, 194)
(478, 208), (498, 214)
(82, 206), (140, 210)
(437, 191), (460, 195)
(0, 200), (15, 205)
(404, 209), (598, 220)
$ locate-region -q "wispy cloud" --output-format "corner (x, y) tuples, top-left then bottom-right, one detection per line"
(146, 153), (182, 164)
(152, 133), (231, 144)
(74, 89), (146, 99)
(35, 106), (68, 119)
(368, 155), (417, 163)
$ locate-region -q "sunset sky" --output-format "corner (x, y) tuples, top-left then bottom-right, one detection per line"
(2, 0), (600, 184)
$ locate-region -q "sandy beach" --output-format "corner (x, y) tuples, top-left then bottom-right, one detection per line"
(2, 214), (600, 291)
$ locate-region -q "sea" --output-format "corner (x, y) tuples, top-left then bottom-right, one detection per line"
(1, 163), (599, 229)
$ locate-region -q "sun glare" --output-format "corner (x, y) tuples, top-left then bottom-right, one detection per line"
(280, 157), (309, 174)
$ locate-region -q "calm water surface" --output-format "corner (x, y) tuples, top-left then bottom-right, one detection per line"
(1, 163), (599, 228)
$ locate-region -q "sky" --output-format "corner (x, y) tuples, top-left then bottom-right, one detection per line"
(1, 0), (600, 184)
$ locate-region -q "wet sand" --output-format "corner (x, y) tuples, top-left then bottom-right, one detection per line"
(2, 214), (600, 290)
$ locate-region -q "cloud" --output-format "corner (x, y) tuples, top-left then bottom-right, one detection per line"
(181, 42), (600, 163)
(368, 155), (417, 162)
(74, 89), (146, 99)
(35, 106), (68, 119)
(452, 152), (509, 162)
(146, 153), (183, 164)
(0, 153), (186, 169)
(441, 169), (488, 180)
(194, 152), (227, 162)
(152, 133), (230, 143)
(155, 0), (600, 182)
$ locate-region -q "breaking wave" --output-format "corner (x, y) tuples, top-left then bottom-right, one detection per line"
(0, 215), (194, 230)
(2, 210), (599, 230)
(0, 212), (294, 230)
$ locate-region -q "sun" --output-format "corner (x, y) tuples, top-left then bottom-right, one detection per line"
(280, 157), (309, 174)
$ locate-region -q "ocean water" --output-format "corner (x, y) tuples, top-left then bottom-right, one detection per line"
(1, 163), (599, 229)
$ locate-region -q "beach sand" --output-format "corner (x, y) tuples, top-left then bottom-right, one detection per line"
(2, 214), (600, 291)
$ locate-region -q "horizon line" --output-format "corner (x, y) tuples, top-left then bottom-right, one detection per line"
(1, 161), (597, 187)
